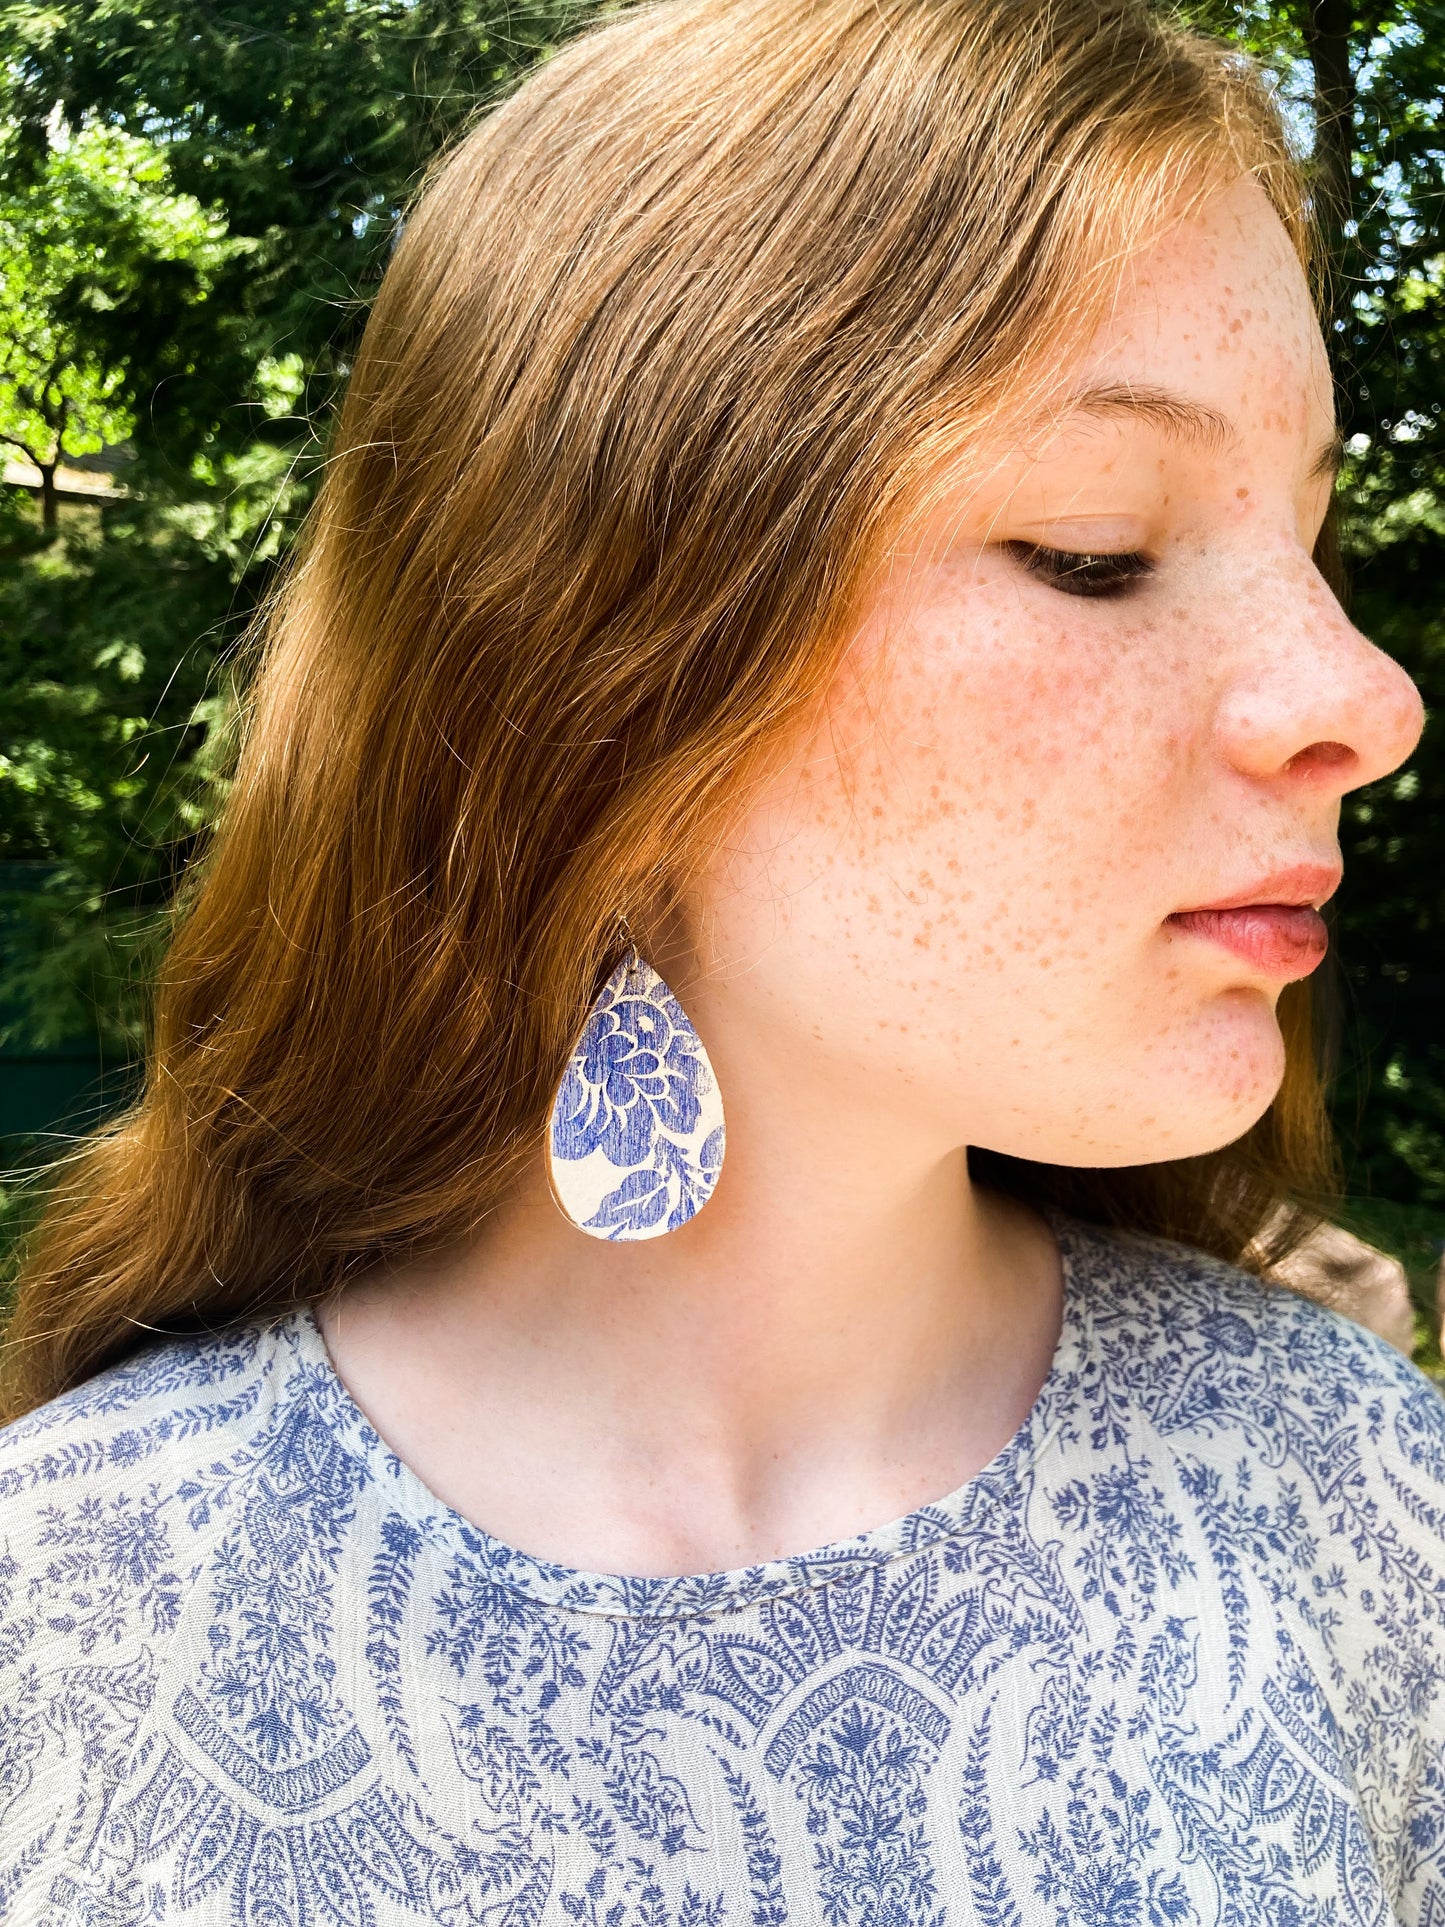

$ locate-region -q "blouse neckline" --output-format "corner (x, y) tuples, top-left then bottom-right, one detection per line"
(289, 1207), (1098, 1621)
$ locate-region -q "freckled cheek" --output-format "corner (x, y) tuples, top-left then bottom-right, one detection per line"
(726, 589), (1211, 994)
(855, 602), (1177, 869)
(811, 619), (1210, 993)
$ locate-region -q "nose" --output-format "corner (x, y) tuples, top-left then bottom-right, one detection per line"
(1211, 554), (1424, 795)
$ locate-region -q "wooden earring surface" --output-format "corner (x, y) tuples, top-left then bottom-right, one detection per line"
(548, 948), (726, 1241)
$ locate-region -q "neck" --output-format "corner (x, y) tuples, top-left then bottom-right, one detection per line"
(318, 1006), (1063, 1575)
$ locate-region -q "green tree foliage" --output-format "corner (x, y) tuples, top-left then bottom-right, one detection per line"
(1, 0), (592, 454)
(0, 122), (232, 531)
(0, 0), (593, 1076)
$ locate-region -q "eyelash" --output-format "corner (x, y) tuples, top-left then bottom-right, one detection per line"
(1004, 542), (1155, 599)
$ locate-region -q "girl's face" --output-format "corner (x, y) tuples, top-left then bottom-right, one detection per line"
(694, 175), (1424, 1168)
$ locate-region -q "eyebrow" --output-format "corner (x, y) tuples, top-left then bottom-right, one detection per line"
(1061, 381), (1343, 483)
(1065, 381), (1236, 450)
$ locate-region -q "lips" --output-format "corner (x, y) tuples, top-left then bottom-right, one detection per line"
(1166, 905), (1329, 978)
(1165, 861), (1341, 980)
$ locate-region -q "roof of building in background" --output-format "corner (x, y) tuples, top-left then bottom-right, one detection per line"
(3, 444), (132, 501)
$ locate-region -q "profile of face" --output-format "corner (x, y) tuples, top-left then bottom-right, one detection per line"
(690, 175), (1425, 1172)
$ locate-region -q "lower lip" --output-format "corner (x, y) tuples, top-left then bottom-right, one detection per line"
(1166, 905), (1329, 978)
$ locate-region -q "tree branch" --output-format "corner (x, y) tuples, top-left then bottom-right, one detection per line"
(0, 430), (50, 468)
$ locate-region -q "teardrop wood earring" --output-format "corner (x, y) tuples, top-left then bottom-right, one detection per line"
(547, 947), (726, 1241)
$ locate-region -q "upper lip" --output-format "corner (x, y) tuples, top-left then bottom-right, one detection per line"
(1172, 861), (1343, 915)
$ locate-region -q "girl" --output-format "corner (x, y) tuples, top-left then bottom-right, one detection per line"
(1, 0), (1437, 1919)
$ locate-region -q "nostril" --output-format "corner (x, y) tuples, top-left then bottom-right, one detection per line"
(1284, 740), (1354, 777)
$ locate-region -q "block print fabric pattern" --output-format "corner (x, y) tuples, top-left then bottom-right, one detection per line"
(2, 1213), (1445, 1924)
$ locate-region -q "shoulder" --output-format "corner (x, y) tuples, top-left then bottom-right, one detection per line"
(1065, 1209), (1429, 1377)
(1060, 1210), (1445, 1500)
(0, 1310), (386, 1894)
(0, 1306), (368, 1611)
(0, 1310), (298, 1515)
(0, 1315), (305, 1815)
(1055, 1217), (1445, 1907)
(0, 1309), (401, 1910)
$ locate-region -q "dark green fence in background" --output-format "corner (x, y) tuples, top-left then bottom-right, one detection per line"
(0, 862), (138, 1145)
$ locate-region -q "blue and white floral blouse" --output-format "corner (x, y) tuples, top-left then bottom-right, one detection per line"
(3, 1212), (1445, 1925)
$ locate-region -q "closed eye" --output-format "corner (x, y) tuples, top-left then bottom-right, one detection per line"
(1004, 542), (1155, 599)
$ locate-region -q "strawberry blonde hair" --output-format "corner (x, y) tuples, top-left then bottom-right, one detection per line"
(1, 0), (1337, 1418)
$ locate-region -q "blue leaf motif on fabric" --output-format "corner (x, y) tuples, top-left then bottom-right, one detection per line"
(1196, 1310), (1257, 1359)
(700, 1127), (724, 1179)
(1396, 1383), (1445, 1483)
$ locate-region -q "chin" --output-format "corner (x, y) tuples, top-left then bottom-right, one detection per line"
(999, 1000), (1289, 1169)
(1038, 1096), (1283, 1169)
(1116, 998), (1289, 1164)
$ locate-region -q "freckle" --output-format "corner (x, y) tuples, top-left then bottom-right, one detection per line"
(1236, 487), (1249, 500)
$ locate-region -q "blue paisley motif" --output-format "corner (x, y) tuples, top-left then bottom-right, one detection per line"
(3, 1213), (1445, 1923)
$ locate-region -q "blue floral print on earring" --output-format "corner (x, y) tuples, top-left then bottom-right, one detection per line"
(548, 947), (726, 1240)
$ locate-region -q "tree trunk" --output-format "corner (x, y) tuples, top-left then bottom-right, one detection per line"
(38, 463), (58, 536)
(1303, 0), (1356, 330)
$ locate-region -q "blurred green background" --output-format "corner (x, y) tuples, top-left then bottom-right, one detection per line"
(1, 0), (1443, 1362)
